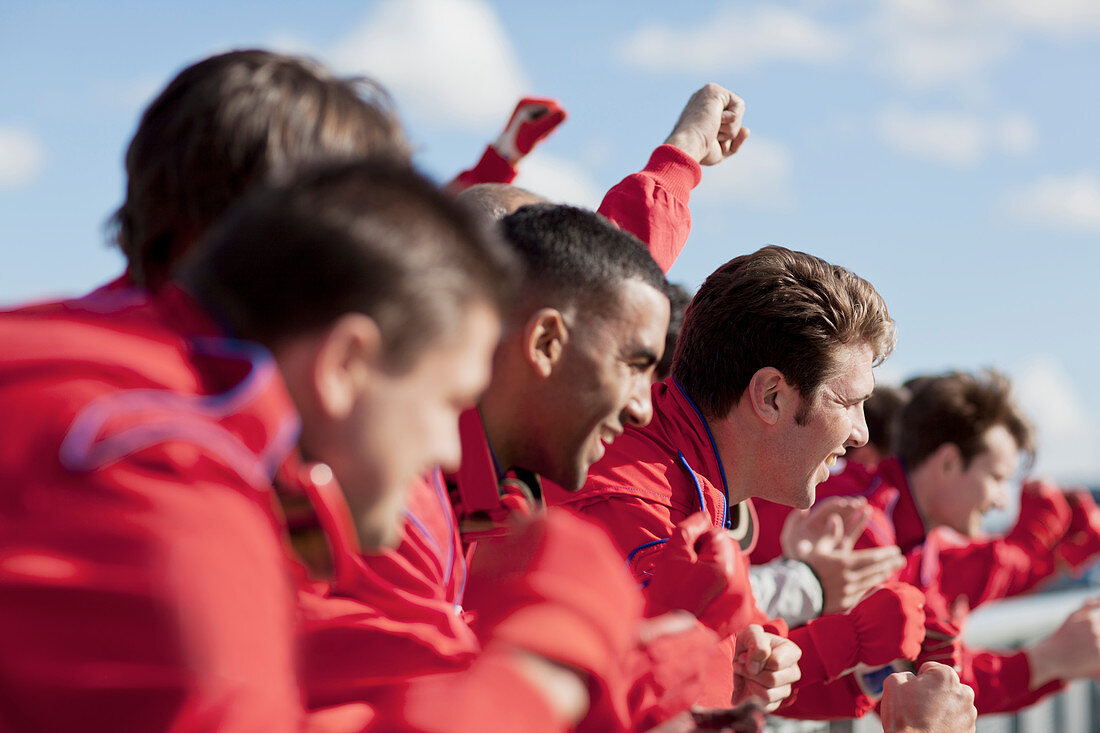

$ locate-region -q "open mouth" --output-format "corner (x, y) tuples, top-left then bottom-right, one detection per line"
(825, 455), (838, 467)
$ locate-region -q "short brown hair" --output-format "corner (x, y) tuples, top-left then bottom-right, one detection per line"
(672, 245), (895, 418)
(863, 384), (911, 454)
(182, 158), (518, 372)
(895, 370), (1035, 470)
(113, 49), (408, 289)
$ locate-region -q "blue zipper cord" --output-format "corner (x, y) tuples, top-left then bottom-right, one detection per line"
(626, 537), (669, 587)
(678, 450), (707, 516)
(677, 450), (729, 530)
(671, 378), (732, 529)
(627, 537), (669, 564)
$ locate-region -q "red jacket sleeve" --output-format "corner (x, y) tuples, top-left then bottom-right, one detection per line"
(597, 144), (702, 273)
(449, 146), (518, 192)
(775, 676), (879, 721)
(333, 648), (570, 733)
(0, 451), (305, 732)
(962, 648), (1064, 714)
(923, 536), (1059, 609)
(624, 621), (728, 730)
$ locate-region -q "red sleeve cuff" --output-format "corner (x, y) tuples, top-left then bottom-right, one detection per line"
(642, 145), (703, 203)
(1005, 649), (1063, 693)
(451, 146), (518, 191)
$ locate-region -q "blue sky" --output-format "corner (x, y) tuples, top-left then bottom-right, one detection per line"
(2, 0), (1099, 487)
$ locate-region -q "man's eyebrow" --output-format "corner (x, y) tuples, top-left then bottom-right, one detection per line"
(847, 390), (874, 404)
(625, 347), (659, 365)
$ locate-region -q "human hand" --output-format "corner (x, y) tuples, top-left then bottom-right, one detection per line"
(782, 496), (905, 614)
(731, 625), (801, 712)
(880, 662), (976, 733)
(1025, 597), (1100, 687)
(663, 83), (749, 166)
(492, 97), (567, 163)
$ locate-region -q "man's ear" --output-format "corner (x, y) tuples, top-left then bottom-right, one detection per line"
(522, 308), (568, 378)
(928, 442), (963, 480)
(745, 367), (789, 425)
(313, 313), (384, 420)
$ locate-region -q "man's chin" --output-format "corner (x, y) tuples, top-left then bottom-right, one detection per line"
(359, 523), (401, 553)
(792, 488), (816, 510)
(356, 501), (405, 553)
(539, 459), (586, 493)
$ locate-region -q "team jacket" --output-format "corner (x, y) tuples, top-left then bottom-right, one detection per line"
(752, 457), (1068, 714)
(550, 378), (885, 718)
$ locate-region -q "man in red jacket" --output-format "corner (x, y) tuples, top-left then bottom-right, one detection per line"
(754, 369), (1100, 714)
(0, 159), (538, 728)
(553, 245), (928, 717)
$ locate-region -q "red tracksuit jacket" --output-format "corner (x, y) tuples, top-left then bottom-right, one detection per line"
(752, 457), (1067, 714)
(550, 378), (887, 718)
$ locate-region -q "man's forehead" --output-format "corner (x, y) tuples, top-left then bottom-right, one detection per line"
(977, 424), (1022, 466)
(829, 341), (877, 395)
(601, 279), (669, 339)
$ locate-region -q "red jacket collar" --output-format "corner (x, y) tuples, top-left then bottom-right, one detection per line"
(450, 408), (503, 516)
(661, 378), (732, 502)
(866, 457), (928, 554)
(51, 284), (301, 493)
(563, 378), (759, 550)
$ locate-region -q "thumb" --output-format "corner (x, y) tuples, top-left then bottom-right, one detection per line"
(840, 506), (870, 549)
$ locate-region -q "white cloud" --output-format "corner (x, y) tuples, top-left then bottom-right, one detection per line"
(873, 107), (1036, 167)
(1009, 355), (1100, 484)
(867, 1), (1011, 91)
(1002, 172), (1100, 233)
(880, 32), (1010, 92)
(617, 4), (844, 73)
(867, 0), (1100, 92)
(991, 0), (1100, 35)
(692, 137), (795, 210)
(997, 114), (1037, 155)
(328, 0), (529, 130)
(0, 127), (45, 189)
(611, 1), (1100, 91)
(513, 152), (602, 210)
